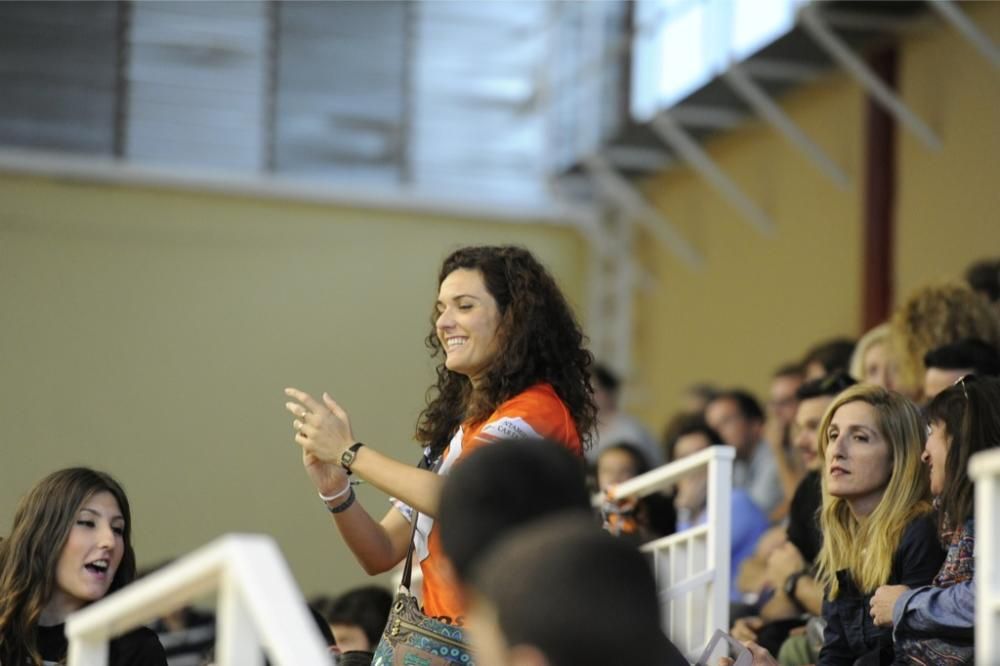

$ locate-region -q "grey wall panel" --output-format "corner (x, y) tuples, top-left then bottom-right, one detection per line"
(125, 1), (267, 171)
(273, 1), (407, 182)
(0, 1), (118, 154)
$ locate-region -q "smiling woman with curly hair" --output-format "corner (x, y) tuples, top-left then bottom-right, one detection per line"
(284, 245), (595, 626)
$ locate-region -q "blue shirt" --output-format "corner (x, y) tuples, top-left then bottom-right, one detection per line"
(677, 488), (769, 600)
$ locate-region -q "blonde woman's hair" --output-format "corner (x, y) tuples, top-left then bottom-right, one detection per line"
(848, 323), (891, 382)
(889, 282), (1000, 398)
(814, 385), (932, 599)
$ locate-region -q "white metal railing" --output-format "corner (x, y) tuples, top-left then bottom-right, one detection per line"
(605, 445), (734, 658)
(66, 534), (332, 666)
(968, 448), (1000, 666)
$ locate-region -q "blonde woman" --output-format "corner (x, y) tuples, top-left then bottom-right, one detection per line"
(814, 385), (945, 665)
(848, 323), (894, 389)
(889, 282), (1000, 399)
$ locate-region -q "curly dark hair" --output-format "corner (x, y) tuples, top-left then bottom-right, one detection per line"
(415, 246), (596, 455)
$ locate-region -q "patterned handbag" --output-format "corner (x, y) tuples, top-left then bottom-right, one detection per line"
(371, 500), (474, 666)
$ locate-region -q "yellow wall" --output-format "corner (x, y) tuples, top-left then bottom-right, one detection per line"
(633, 72), (865, 427)
(632, 2), (1000, 432)
(0, 172), (587, 597)
(895, 1), (1000, 296)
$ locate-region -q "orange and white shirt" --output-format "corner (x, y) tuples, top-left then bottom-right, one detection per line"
(391, 383), (581, 624)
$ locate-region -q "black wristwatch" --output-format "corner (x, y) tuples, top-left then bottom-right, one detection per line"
(783, 570), (807, 608)
(340, 442), (365, 475)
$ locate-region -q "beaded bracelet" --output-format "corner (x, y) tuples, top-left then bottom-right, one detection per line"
(326, 487), (356, 513)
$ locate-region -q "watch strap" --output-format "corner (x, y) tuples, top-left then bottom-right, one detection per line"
(340, 441), (365, 475)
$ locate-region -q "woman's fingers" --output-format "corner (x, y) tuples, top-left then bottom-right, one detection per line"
(285, 387), (323, 413)
(285, 402), (311, 419)
(322, 393), (349, 420)
(292, 420), (315, 438)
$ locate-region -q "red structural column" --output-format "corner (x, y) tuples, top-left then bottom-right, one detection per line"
(861, 47), (898, 331)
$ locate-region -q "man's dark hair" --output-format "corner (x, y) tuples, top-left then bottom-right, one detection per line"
(472, 515), (687, 666)
(923, 338), (1000, 376)
(313, 586), (392, 648)
(438, 439), (591, 583)
(966, 258), (1000, 303)
(773, 362), (804, 379)
(795, 371), (858, 402)
(710, 389), (765, 423)
(802, 337), (856, 375)
(663, 414), (722, 463)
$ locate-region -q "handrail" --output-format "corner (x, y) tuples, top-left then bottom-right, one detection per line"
(607, 445), (729, 500)
(66, 534), (332, 666)
(968, 448), (1000, 666)
(604, 445), (734, 657)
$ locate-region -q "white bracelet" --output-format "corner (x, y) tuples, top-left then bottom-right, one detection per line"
(318, 482), (352, 503)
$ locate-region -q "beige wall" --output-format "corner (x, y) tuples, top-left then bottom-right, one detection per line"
(633, 71), (864, 428)
(631, 2), (1000, 433)
(0, 172), (587, 597)
(895, 1), (1000, 297)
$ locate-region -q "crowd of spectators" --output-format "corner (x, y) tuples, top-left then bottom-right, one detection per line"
(2, 255), (998, 666)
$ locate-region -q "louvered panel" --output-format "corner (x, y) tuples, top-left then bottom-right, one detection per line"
(0, 1), (118, 154)
(410, 0), (551, 202)
(125, 1), (267, 171)
(273, 1), (407, 182)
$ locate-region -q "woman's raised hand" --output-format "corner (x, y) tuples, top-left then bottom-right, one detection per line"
(285, 388), (358, 490)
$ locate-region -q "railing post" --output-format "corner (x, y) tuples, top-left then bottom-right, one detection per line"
(706, 446), (734, 637)
(216, 573), (265, 666)
(970, 449), (1000, 665)
(66, 635), (108, 666)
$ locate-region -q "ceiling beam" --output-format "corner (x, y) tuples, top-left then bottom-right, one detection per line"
(723, 63), (849, 189)
(800, 4), (942, 150)
(582, 153), (703, 269)
(650, 111), (775, 236)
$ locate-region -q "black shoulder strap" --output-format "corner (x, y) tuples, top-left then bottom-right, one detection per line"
(400, 452), (442, 591)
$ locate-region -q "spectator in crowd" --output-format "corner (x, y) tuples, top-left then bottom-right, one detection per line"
(705, 389), (784, 516)
(0, 468), (167, 666)
(764, 363), (806, 518)
(922, 337), (1000, 400)
(467, 515), (688, 666)
(870, 375), (1000, 664)
(312, 586), (391, 657)
(732, 372), (857, 663)
(801, 338), (856, 381)
(595, 443), (675, 542)
(965, 257), (1000, 309)
(848, 323), (894, 389)
(889, 281), (1000, 400)
(813, 385), (945, 664)
(437, 438), (592, 592)
(588, 363), (661, 466)
(284, 245), (595, 627)
(681, 382), (720, 415)
(667, 415), (769, 601)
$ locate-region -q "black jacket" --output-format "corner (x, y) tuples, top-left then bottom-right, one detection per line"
(818, 513), (945, 666)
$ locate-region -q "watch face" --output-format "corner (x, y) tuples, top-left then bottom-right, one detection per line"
(340, 443), (363, 470)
